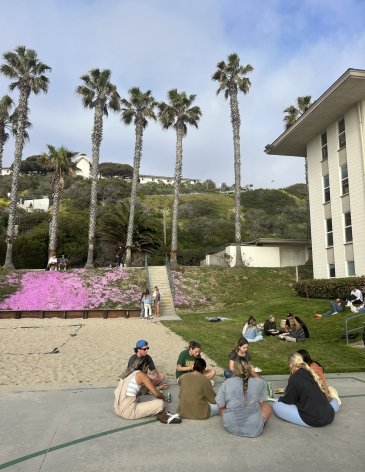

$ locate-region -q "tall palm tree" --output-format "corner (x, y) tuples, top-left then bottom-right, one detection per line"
(283, 96), (312, 130)
(0, 95), (14, 173)
(42, 145), (78, 256)
(0, 45), (51, 269)
(158, 89), (202, 268)
(120, 87), (157, 267)
(283, 95), (312, 242)
(212, 53), (253, 267)
(76, 68), (120, 268)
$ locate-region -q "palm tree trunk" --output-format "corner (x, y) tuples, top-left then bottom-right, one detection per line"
(48, 174), (61, 254)
(229, 87), (244, 267)
(170, 124), (184, 268)
(0, 129), (5, 173)
(3, 87), (29, 269)
(125, 120), (144, 267)
(85, 105), (103, 269)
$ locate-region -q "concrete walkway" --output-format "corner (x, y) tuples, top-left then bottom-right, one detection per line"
(0, 373), (364, 471)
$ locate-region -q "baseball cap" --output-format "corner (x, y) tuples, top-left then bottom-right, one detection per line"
(135, 339), (148, 349)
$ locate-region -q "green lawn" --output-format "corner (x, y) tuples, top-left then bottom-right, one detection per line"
(163, 268), (365, 374)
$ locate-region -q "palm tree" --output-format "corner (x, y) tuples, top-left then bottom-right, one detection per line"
(42, 145), (78, 256)
(283, 96), (312, 241)
(158, 89), (202, 268)
(0, 95), (14, 173)
(0, 46), (51, 269)
(120, 87), (157, 267)
(76, 68), (120, 268)
(283, 96), (312, 130)
(212, 53), (253, 267)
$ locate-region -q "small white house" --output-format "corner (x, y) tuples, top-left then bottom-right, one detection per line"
(139, 175), (200, 185)
(18, 196), (50, 212)
(1, 167), (11, 176)
(201, 238), (310, 268)
(73, 153), (91, 178)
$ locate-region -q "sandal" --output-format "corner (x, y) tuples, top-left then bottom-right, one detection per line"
(157, 410), (182, 424)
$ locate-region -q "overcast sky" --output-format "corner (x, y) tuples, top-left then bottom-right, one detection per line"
(1, 0), (365, 189)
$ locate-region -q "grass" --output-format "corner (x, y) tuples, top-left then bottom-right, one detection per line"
(163, 267), (365, 374)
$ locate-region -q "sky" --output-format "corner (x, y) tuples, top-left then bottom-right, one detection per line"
(1, 0), (365, 189)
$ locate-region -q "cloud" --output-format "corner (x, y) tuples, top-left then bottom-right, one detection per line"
(1, 0), (364, 188)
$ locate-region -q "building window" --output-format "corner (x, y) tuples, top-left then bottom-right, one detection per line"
(329, 263), (336, 278)
(326, 218), (333, 247)
(344, 211), (352, 242)
(323, 174), (330, 202)
(341, 164), (349, 195)
(321, 132), (328, 160)
(338, 118), (346, 148)
(347, 261), (356, 276)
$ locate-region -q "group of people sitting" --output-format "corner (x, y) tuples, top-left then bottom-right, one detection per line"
(242, 313), (310, 343)
(47, 252), (68, 271)
(315, 287), (364, 319)
(114, 338), (340, 436)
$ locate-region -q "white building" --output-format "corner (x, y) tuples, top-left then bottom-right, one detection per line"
(0, 167), (11, 176)
(267, 68), (365, 279)
(139, 175), (200, 185)
(73, 153), (91, 178)
(201, 239), (310, 268)
(18, 196), (49, 212)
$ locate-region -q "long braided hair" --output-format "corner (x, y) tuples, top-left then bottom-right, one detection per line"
(233, 357), (252, 403)
(288, 352), (326, 393)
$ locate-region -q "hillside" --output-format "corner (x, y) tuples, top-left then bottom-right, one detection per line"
(0, 173), (308, 268)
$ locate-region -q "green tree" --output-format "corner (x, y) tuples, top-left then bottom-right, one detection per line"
(120, 87), (157, 267)
(212, 53), (253, 267)
(0, 46), (51, 269)
(0, 95), (14, 173)
(158, 89), (202, 268)
(41, 145), (78, 255)
(76, 68), (120, 268)
(283, 96), (312, 130)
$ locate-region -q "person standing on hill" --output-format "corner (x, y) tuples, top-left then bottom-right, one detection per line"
(153, 286), (161, 317)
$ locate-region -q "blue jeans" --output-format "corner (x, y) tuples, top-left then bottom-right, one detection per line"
(224, 369), (233, 379)
(322, 302), (344, 318)
(273, 399), (340, 426)
(209, 403), (219, 416)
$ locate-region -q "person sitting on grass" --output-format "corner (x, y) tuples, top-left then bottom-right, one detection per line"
(272, 352), (340, 428)
(279, 318), (305, 343)
(114, 357), (167, 420)
(176, 340), (216, 383)
(243, 317), (264, 343)
(216, 358), (272, 437)
(224, 337), (252, 379)
(347, 287), (364, 305)
(314, 298), (345, 319)
(263, 315), (280, 336)
(178, 358), (219, 419)
(285, 313), (310, 338)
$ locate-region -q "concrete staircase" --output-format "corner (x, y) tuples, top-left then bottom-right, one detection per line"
(148, 266), (180, 320)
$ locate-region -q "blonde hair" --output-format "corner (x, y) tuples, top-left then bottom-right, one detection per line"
(288, 352), (326, 393)
(233, 357), (252, 402)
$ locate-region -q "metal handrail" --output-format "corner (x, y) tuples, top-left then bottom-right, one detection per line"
(165, 255), (176, 301)
(344, 312), (365, 345)
(144, 254), (151, 294)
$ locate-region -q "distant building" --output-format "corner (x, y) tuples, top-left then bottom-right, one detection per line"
(139, 175), (200, 185)
(266, 68), (365, 279)
(1, 167), (11, 176)
(201, 239), (310, 268)
(18, 196), (49, 212)
(73, 153), (91, 178)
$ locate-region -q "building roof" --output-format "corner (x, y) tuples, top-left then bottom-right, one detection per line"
(265, 68), (365, 157)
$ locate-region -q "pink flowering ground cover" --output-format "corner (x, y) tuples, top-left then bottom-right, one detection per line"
(0, 269), (143, 310)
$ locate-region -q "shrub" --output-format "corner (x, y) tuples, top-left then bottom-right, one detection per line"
(294, 276), (365, 299)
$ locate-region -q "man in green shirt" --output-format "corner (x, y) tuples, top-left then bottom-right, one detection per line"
(176, 340), (216, 383)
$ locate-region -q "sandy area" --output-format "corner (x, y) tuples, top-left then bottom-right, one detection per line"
(0, 318), (222, 392)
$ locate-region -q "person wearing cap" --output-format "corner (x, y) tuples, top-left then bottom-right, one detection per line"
(127, 340), (166, 387)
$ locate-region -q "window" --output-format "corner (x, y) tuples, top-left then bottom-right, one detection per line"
(347, 261), (356, 276)
(321, 132), (328, 159)
(341, 164), (349, 194)
(344, 211), (352, 242)
(323, 174), (330, 202)
(338, 118), (346, 148)
(326, 218), (333, 246)
(329, 263), (336, 278)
